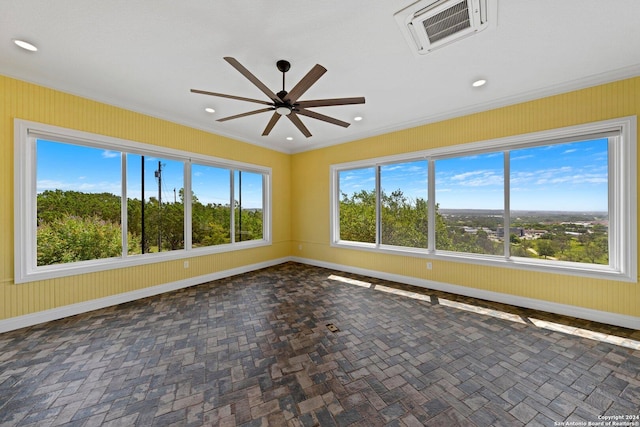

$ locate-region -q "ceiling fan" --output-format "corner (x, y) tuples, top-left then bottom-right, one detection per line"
(191, 57), (365, 138)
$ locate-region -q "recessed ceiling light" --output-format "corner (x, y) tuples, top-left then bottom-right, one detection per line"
(472, 79), (487, 88)
(354, 116), (363, 122)
(205, 107), (215, 113)
(13, 39), (38, 52)
(286, 137), (293, 141)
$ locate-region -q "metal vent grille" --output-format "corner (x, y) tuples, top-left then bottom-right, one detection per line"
(422, 0), (471, 44)
(394, 0), (494, 56)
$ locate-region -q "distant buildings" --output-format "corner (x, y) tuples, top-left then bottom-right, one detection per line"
(496, 227), (525, 238)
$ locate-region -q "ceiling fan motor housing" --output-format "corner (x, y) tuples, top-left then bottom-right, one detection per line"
(276, 60), (291, 73)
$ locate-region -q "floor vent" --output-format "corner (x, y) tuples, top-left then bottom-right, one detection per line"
(394, 0), (496, 55)
(326, 323), (340, 333)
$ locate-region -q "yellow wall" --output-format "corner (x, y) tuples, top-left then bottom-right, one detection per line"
(0, 75), (291, 320)
(1, 75), (639, 324)
(290, 77), (640, 318)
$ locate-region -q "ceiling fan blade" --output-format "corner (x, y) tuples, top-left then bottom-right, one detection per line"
(296, 97), (366, 108)
(284, 64), (327, 103)
(262, 112), (281, 136)
(217, 107), (273, 122)
(224, 57), (280, 102)
(296, 108), (350, 128)
(191, 89), (273, 106)
(287, 113), (312, 138)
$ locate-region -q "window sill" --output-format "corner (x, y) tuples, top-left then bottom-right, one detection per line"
(331, 240), (635, 283)
(15, 239), (271, 284)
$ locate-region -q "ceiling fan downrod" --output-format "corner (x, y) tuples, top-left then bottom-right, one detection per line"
(276, 60), (290, 100)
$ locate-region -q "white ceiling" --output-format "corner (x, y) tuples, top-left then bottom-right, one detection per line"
(1, 1), (639, 154)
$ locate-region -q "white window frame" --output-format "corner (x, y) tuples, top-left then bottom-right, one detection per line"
(330, 116), (637, 282)
(14, 119), (272, 283)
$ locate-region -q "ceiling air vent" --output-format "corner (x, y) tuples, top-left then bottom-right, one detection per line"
(395, 0), (495, 55)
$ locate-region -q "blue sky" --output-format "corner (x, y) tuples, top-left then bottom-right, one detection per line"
(36, 140), (264, 208)
(37, 138), (607, 212)
(339, 138), (608, 212)
(37, 141), (122, 196)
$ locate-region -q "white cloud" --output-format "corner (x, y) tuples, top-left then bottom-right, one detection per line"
(451, 170), (485, 181)
(511, 165), (606, 187)
(511, 154), (534, 161)
(102, 150), (119, 159)
(447, 170), (503, 187)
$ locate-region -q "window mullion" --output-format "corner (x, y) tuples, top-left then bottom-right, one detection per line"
(262, 172), (268, 242)
(375, 165), (381, 246)
(428, 158), (435, 253)
(184, 161), (192, 250)
(230, 169), (235, 244)
(121, 152), (128, 258)
(504, 150), (510, 259)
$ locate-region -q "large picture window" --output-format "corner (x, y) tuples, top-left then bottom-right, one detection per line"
(234, 170), (265, 243)
(191, 164), (232, 247)
(509, 138), (609, 264)
(15, 120), (271, 283)
(338, 167), (376, 243)
(36, 140), (123, 265)
(127, 154), (185, 255)
(381, 160), (429, 248)
(436, 152), (504, 255)
(330, 117), (636, 281)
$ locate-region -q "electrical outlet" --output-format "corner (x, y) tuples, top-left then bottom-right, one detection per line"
(184, 261), (189, 268)
(426, 262), (432, 270)
(298, 244), (302, 251)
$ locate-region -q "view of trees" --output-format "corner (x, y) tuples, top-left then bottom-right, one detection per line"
(37, 186), (607, 268)
(509, 223), (608, 264)
(339, 189), (452, 249)
(339, 189), (608, 265)
(36, 189), (263, 266)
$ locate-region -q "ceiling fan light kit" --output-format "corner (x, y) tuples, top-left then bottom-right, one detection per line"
(191, 57), (365, 139)
(276, 106), (292, 116)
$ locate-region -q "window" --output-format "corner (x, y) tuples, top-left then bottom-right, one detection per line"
(436, 153), (504, 255)
(127, 154), (185, 254)
(36, 140), (123, 265)
(15, 120), (271, 283)
(234, 170), (264, 243)
(338, 167), (376, 243)
(331, 117), (636, 281)
(509, 138), (609, 265)
(381, 160), (429, 248)
(191, 164), (232, 247)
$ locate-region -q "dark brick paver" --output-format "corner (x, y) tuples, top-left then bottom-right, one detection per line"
(0, 262), (638, 426)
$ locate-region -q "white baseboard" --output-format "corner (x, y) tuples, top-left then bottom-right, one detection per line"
(0, 257), (290, 334)
(2, 256), (638, 334)
(290, 257), (640, 330)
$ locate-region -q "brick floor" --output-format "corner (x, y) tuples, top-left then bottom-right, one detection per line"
(0, 262), (638, 426)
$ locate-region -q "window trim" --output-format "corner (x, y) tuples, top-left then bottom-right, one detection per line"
(14, 119), (272, 283)
(330, 116), (637, 282)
